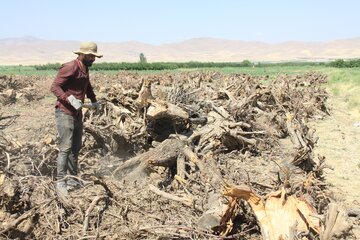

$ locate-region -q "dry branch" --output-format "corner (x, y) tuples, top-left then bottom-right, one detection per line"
(148, 184), (193, 207)
(82, 195), (106, 235)
(0, 209), (36, 235)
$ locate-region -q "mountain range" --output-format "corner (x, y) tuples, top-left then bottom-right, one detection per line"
(0, 36), (360, 65)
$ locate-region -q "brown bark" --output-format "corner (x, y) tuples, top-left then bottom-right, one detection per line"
(112, 139), (185, 183)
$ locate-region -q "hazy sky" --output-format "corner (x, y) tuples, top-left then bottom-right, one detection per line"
(1, 0), (359, 44)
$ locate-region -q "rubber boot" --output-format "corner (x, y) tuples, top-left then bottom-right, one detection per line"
(56, 181), (68, 196)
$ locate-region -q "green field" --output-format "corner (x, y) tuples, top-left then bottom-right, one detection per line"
(0, 65), (56, 76)
(1, 64), (359, 112)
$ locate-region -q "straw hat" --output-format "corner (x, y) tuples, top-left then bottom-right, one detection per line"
(73, 42), (103, 58)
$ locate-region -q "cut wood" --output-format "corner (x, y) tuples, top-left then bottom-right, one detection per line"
(321, 203), (351, 240)
(223, 184), (320, 240)
(112, 138), (185, 183)
(147, 100), (189, 120)
(135, 77), (154, 109)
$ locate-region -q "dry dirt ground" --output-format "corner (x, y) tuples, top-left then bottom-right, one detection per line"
(2, 77), (57, 143)
(312, 95), (360, 208)
(310, 93), (360, 237)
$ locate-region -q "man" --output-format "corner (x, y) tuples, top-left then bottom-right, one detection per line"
(50, 42), (102, 196)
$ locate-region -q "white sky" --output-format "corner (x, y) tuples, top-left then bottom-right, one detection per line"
(1, 0), (359, 44)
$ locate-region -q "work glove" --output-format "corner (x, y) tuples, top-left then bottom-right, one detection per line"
(67, 95), (83, 110)
(92, 101), (102, 114)
(83, 102), (101, 114)
(92, 102), (100, 110)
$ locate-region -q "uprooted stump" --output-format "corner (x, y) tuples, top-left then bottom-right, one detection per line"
(112, 138), (185, 185)
(146, 100), (190, 141)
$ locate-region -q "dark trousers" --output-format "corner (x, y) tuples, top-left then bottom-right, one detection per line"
(55, 108), (83, 181)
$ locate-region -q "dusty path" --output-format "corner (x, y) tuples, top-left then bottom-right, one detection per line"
(311, 92), (360, 237)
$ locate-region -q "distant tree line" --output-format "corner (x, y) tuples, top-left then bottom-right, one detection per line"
(327, 59), (360, 68)
(32, 59), (360, 71)
(33, 60), (254, 71)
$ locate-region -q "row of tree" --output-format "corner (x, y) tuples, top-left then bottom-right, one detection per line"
(327, 59), (360, 68)
(33, 52), (360, 71)
(34, 60), (254, 71)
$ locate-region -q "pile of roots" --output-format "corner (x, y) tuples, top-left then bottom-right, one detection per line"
(0, 75), (44, 106)
(0, 71), (355, 239)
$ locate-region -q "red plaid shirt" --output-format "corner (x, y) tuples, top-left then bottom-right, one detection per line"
(50, 59), (97, 116)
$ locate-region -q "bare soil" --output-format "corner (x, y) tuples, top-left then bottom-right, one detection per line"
(311, 93), (360, 237)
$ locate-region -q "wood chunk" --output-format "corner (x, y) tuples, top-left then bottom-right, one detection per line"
(112, 139), (184, 183)
(321, 203), (351, 240)
(223, 185), (320, 239)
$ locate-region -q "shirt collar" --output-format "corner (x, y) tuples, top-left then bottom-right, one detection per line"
(76, 59), (88, 74)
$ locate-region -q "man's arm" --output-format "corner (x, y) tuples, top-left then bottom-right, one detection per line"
(86, 81), (97, 103)
(50, 63), (75, 104)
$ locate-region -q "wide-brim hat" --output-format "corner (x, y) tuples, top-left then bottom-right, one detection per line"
(73, 42), (103, 58)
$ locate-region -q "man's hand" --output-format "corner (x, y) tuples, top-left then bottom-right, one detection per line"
(67, 95), (83, 110)
(92, 102), (100, 110)
(92, 102), (102, 114)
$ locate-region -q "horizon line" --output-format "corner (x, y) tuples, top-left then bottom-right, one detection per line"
(1, 35), (360, 46)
